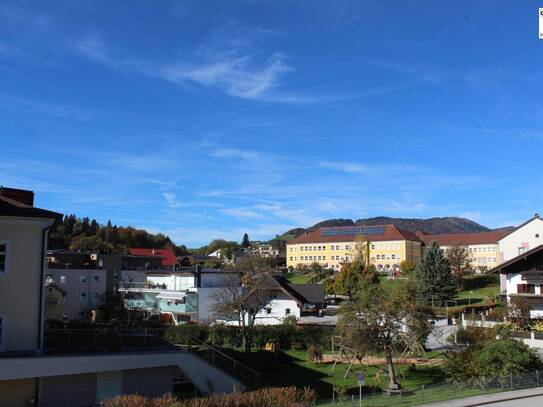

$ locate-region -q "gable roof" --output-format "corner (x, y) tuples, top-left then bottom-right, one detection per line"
(497, 214), (542, 242)
(419, 230), (509, 247)
(288, 224), (421, 245)
(45, 282), (67, 295)
(129, 248), (179, 266)
(486, 244), (543, 275)
(261, 274), (324, 305)
(0, 194), (62, 221)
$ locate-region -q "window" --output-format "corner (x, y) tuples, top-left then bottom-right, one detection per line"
(519, 247), (527, 255)
(79, 311), (86, 319)
(80, 276), (87, 283)
(323, 256), (326, 260)
(0, 241), (9, 275)
(285, 308), (291, 315)
(266, 308), (272, 315)
(92, 292), (99, 300)
(80, 292), (87, 300)
(517, 284), (535, 294)
(391, 254), (396, 259)
(290, 257), (293, 261)
(60, 275), (67, 284)
(371, 244), (375, 249)
(376, 255), (380, 259)
(93, 276), (99, 283)
(537, 234), (540, 238)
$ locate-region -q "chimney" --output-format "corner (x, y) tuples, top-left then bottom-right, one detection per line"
(0, 186), (34, 206)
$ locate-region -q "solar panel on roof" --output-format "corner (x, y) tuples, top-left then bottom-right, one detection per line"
(320, 226), (385, 237)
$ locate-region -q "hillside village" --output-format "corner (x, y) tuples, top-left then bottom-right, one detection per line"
(3, 186), (543, 406)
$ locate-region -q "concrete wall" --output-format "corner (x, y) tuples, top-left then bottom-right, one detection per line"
(39, 367), (173, 407)
(46, 268), (107, 320)
(0, 217), (49, 352)
(499, 218), (543, 262)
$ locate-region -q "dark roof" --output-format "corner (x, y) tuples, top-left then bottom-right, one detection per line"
(419, 230), (509, 246)
(288, 283), (325, 304)
(487, 244), (543, 275)
(288, 224), (421, 245)
(0, 194), (62, 221)
(263, 274), (324, 305)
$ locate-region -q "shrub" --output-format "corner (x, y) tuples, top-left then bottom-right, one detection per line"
(459, 274), (499, 291)
(307, 344), (323, 364)
(101, 394), (177, 407)
(103, 387), (317, 407)
(165, 324), (209, 344)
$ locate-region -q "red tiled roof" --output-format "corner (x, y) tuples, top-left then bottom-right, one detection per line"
(419, 230), (509, 246)
(129, 248), (179, 266)
(288, 224), (422, 245)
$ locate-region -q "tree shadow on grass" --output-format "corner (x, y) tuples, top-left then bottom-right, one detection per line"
(222, 348), (334, 399)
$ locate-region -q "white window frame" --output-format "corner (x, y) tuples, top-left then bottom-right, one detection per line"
(0, 241), (11, 276)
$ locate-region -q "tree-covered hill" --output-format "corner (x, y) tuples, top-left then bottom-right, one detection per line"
(48, 214), (188, 255)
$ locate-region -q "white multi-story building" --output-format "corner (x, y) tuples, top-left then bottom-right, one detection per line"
(120, 267), (241, 324)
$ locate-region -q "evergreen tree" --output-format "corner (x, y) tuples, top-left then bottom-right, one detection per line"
(241, 233), (250, 248)
(413, 241), (457, 305)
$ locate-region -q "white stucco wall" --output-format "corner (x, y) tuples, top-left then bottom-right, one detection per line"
(499, 217), (543, 262)
(0, 216), (53, 352)
(253, 293), (300, 325)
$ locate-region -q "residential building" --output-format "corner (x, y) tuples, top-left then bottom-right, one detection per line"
(489, 244), (543, 319)
(498, 214), (543, 263)
(0, 187), (243, 406)
(44, 282), (66, 323)
(252, 275), (324, 325)
(129, 248), (180, 269)
(286, 225), (422, 272)
(418, 230), (509, 272)
(120, 267), (240, 324)
(46, 251), (108, 320)
(97, 252), (164, 291)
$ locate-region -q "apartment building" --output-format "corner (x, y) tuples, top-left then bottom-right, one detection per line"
(286, 225), (422, 272)
(0, 187), (243, 406)
(46, 250), (108, 320)
(120, 267), (240, 324)
(419, 230), (509, 272)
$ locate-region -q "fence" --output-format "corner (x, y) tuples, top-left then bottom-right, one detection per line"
(43, 328), (259, 388)
(317, 370), (542, 406)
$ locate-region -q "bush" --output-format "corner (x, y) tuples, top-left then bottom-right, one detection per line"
(165, 324), (209, 344)
(459, 274), (499, 291)
(103, 387), (317, 407)
(307, 344), (323, 364)
(101, 394), (177, 407)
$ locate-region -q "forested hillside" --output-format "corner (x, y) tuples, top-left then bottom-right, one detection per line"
(48, 214), (188, 255)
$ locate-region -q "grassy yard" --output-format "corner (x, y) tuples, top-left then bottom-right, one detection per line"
(455, 285), (500, 300)
(222, 348), (445, 400)
(286, 273), (313, 284)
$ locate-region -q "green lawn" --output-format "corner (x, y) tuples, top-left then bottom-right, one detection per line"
(286, 273), (313, 284)
(455, 285), (500, 300)
(222, 348), (445, 400)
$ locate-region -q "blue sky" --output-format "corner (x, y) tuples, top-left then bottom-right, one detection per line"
(2, 1), (543, 247)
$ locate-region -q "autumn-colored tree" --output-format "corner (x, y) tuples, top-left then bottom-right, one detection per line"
(445, 243), (471, 279)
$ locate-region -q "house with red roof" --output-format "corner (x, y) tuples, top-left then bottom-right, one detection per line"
(129, 248), (179, 269)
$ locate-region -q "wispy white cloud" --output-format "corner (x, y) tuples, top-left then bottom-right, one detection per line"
(363, 58), (442, 85)
(0, 96), (96, 121)
(319, 161), (370, 174)
(69, 34), (321, 103)
(220, 207), (264, 219)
